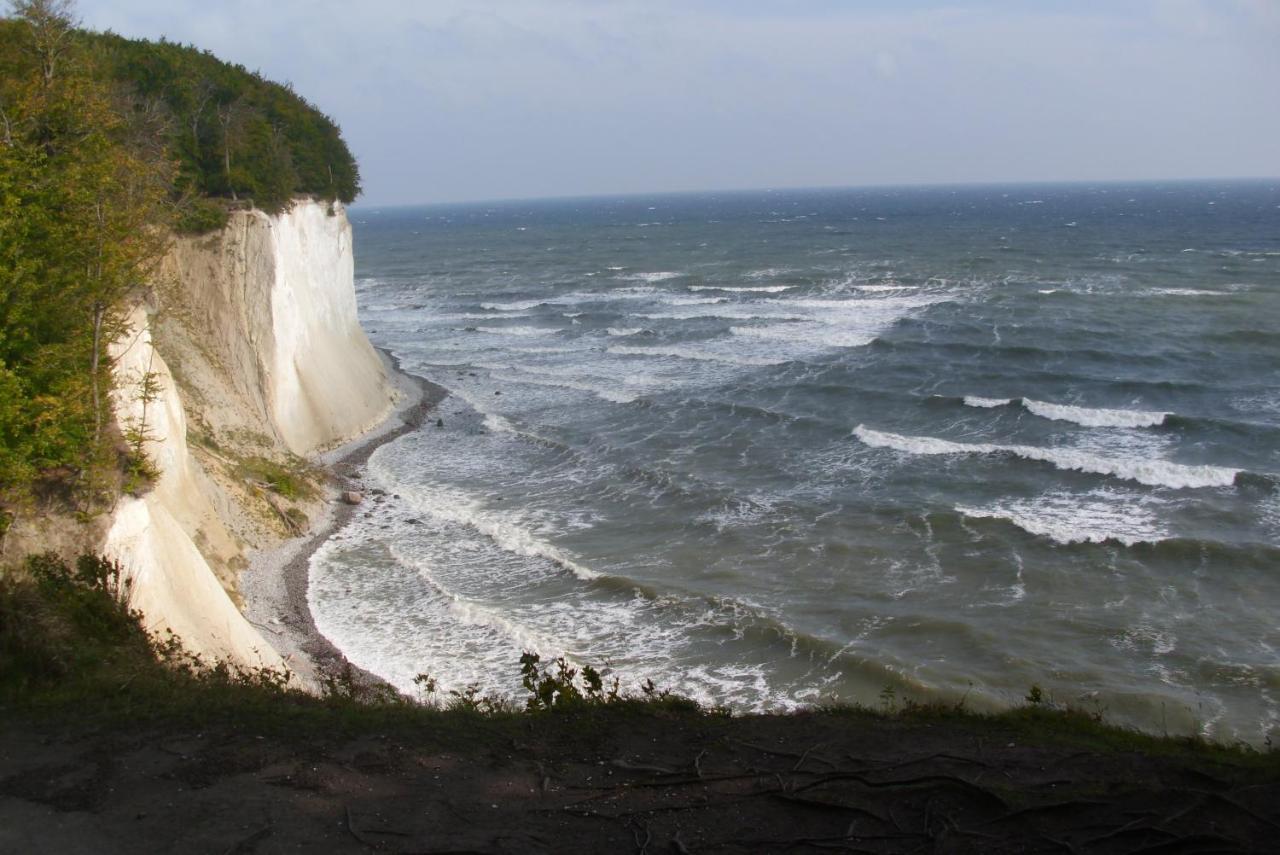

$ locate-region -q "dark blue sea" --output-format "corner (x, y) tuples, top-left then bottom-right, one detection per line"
(311, 181), (1280, 742)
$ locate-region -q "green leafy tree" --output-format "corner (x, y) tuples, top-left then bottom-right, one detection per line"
(0, 0), (362, 519)
(0, 0), (171, 510)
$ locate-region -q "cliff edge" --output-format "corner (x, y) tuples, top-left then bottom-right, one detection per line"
(102, 199), (396, 671)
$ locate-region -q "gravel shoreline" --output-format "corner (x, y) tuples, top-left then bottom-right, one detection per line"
(239, 349), (445, 690)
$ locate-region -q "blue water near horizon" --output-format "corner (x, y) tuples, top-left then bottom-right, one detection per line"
(311, 180), (1280, 742)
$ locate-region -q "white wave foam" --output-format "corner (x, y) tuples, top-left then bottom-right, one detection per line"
(958, 493), (1169, 546)
(607, 327), (643, 337)
(1021, 399), (1168, 428)
(962, 395), (1169, 427)
(608, 344), (786, 367)
(964, 396), (1012, 409)
(853, 284), (914, 292)
(852, 425), (1239, 489)
(620, 271), (681, 282)
(1146, 288), (1226, 297)
(731, 323), (877, 349)
(690, 285), (793, 293)
(481, 299), (546, 311)
(493, 373), (638, 404)
(634, 309), (809, 322)
(483, 413), (517, 433)
(435, 312), (535, 321)
(511, 346), (581, 354)
(400, 484), (600, 581)
(744, 267), (793, 280)
(472, 326), (553, 337)
(661, 296), (727, 305)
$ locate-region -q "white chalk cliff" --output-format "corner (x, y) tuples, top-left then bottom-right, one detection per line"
(103, 199), (395, 670)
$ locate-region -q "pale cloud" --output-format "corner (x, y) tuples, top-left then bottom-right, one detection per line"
(75, 0), (1280, 204)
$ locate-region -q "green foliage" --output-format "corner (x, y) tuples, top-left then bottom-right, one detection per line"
(235, 455), (318, 501)
(85, 29), (361, 217)
(0, 2), (361, 513)
(0, 3), (171, 506)
(119, 363), (163, 494)
(446, 683), (507, 714)
(0, 552), (142, 693)
(520, 651), (623, 711)
(317, 660), (402, 707)
(173, 195), (228, 234)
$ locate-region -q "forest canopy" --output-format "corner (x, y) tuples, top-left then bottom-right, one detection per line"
(88, 30), (362, 223)
(0, 0), (360, 522)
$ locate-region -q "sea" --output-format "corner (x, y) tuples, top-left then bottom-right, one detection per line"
(309, 181), (1280, 743)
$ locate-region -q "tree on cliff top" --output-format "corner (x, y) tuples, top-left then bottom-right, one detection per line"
(88, 29), (361, 223)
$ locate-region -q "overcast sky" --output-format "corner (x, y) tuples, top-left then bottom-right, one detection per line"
(76, 0), (1280, 206)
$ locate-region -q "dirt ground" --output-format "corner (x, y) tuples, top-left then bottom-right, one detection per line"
(2, 707), (1277, 854)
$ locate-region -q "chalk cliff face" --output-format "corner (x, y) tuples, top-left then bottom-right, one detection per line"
(103, 199), (394, 670)
(157, 200), (393, 457)
(105, 305), (284, 670)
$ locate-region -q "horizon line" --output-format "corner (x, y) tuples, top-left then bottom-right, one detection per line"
(350, 175), (1280, 211)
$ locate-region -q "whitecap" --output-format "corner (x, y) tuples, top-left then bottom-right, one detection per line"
(690, 285), (793, 293)
(957, 492), (1169, 546)
(434, 312), (534, 321)
(1145, 288), (1227, 297)
(1021, 399), (1169, 428)
(607, 327), (643, 337)
(634, 309), (809, 322)
(619, 271), (682, 283)
(483, 413), (517, 433)
(743, 267), (793, 280)
(608, 344), (786, 367)
(472, 326), (554, 337)
(492, 373), (638, 404)
(481, 299), (547, 311)
(963, 396), (1012, 409)
(396, 484), (601, 580)
(661, 296), (728, 305)
(852, 425), (1239, 489)
(731, 323), (877, 349)
(510, 346), (581, 354)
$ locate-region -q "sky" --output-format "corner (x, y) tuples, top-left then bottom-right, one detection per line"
(75, 0), (1280, 206)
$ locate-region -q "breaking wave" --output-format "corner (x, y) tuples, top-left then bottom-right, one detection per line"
(957, 492), (1170, 546)
(962, 395), (1170, 427)
(853, 425), (1240, 489)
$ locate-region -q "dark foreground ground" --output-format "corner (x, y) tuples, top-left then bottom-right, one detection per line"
(3, 702), (1278, 854)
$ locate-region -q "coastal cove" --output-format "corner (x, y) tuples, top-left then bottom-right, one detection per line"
(5, 5), (1279, 849)
(307, 183), (1280, 745)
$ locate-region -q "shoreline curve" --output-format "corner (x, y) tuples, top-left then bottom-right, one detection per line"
(240, 347), (445, 690)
